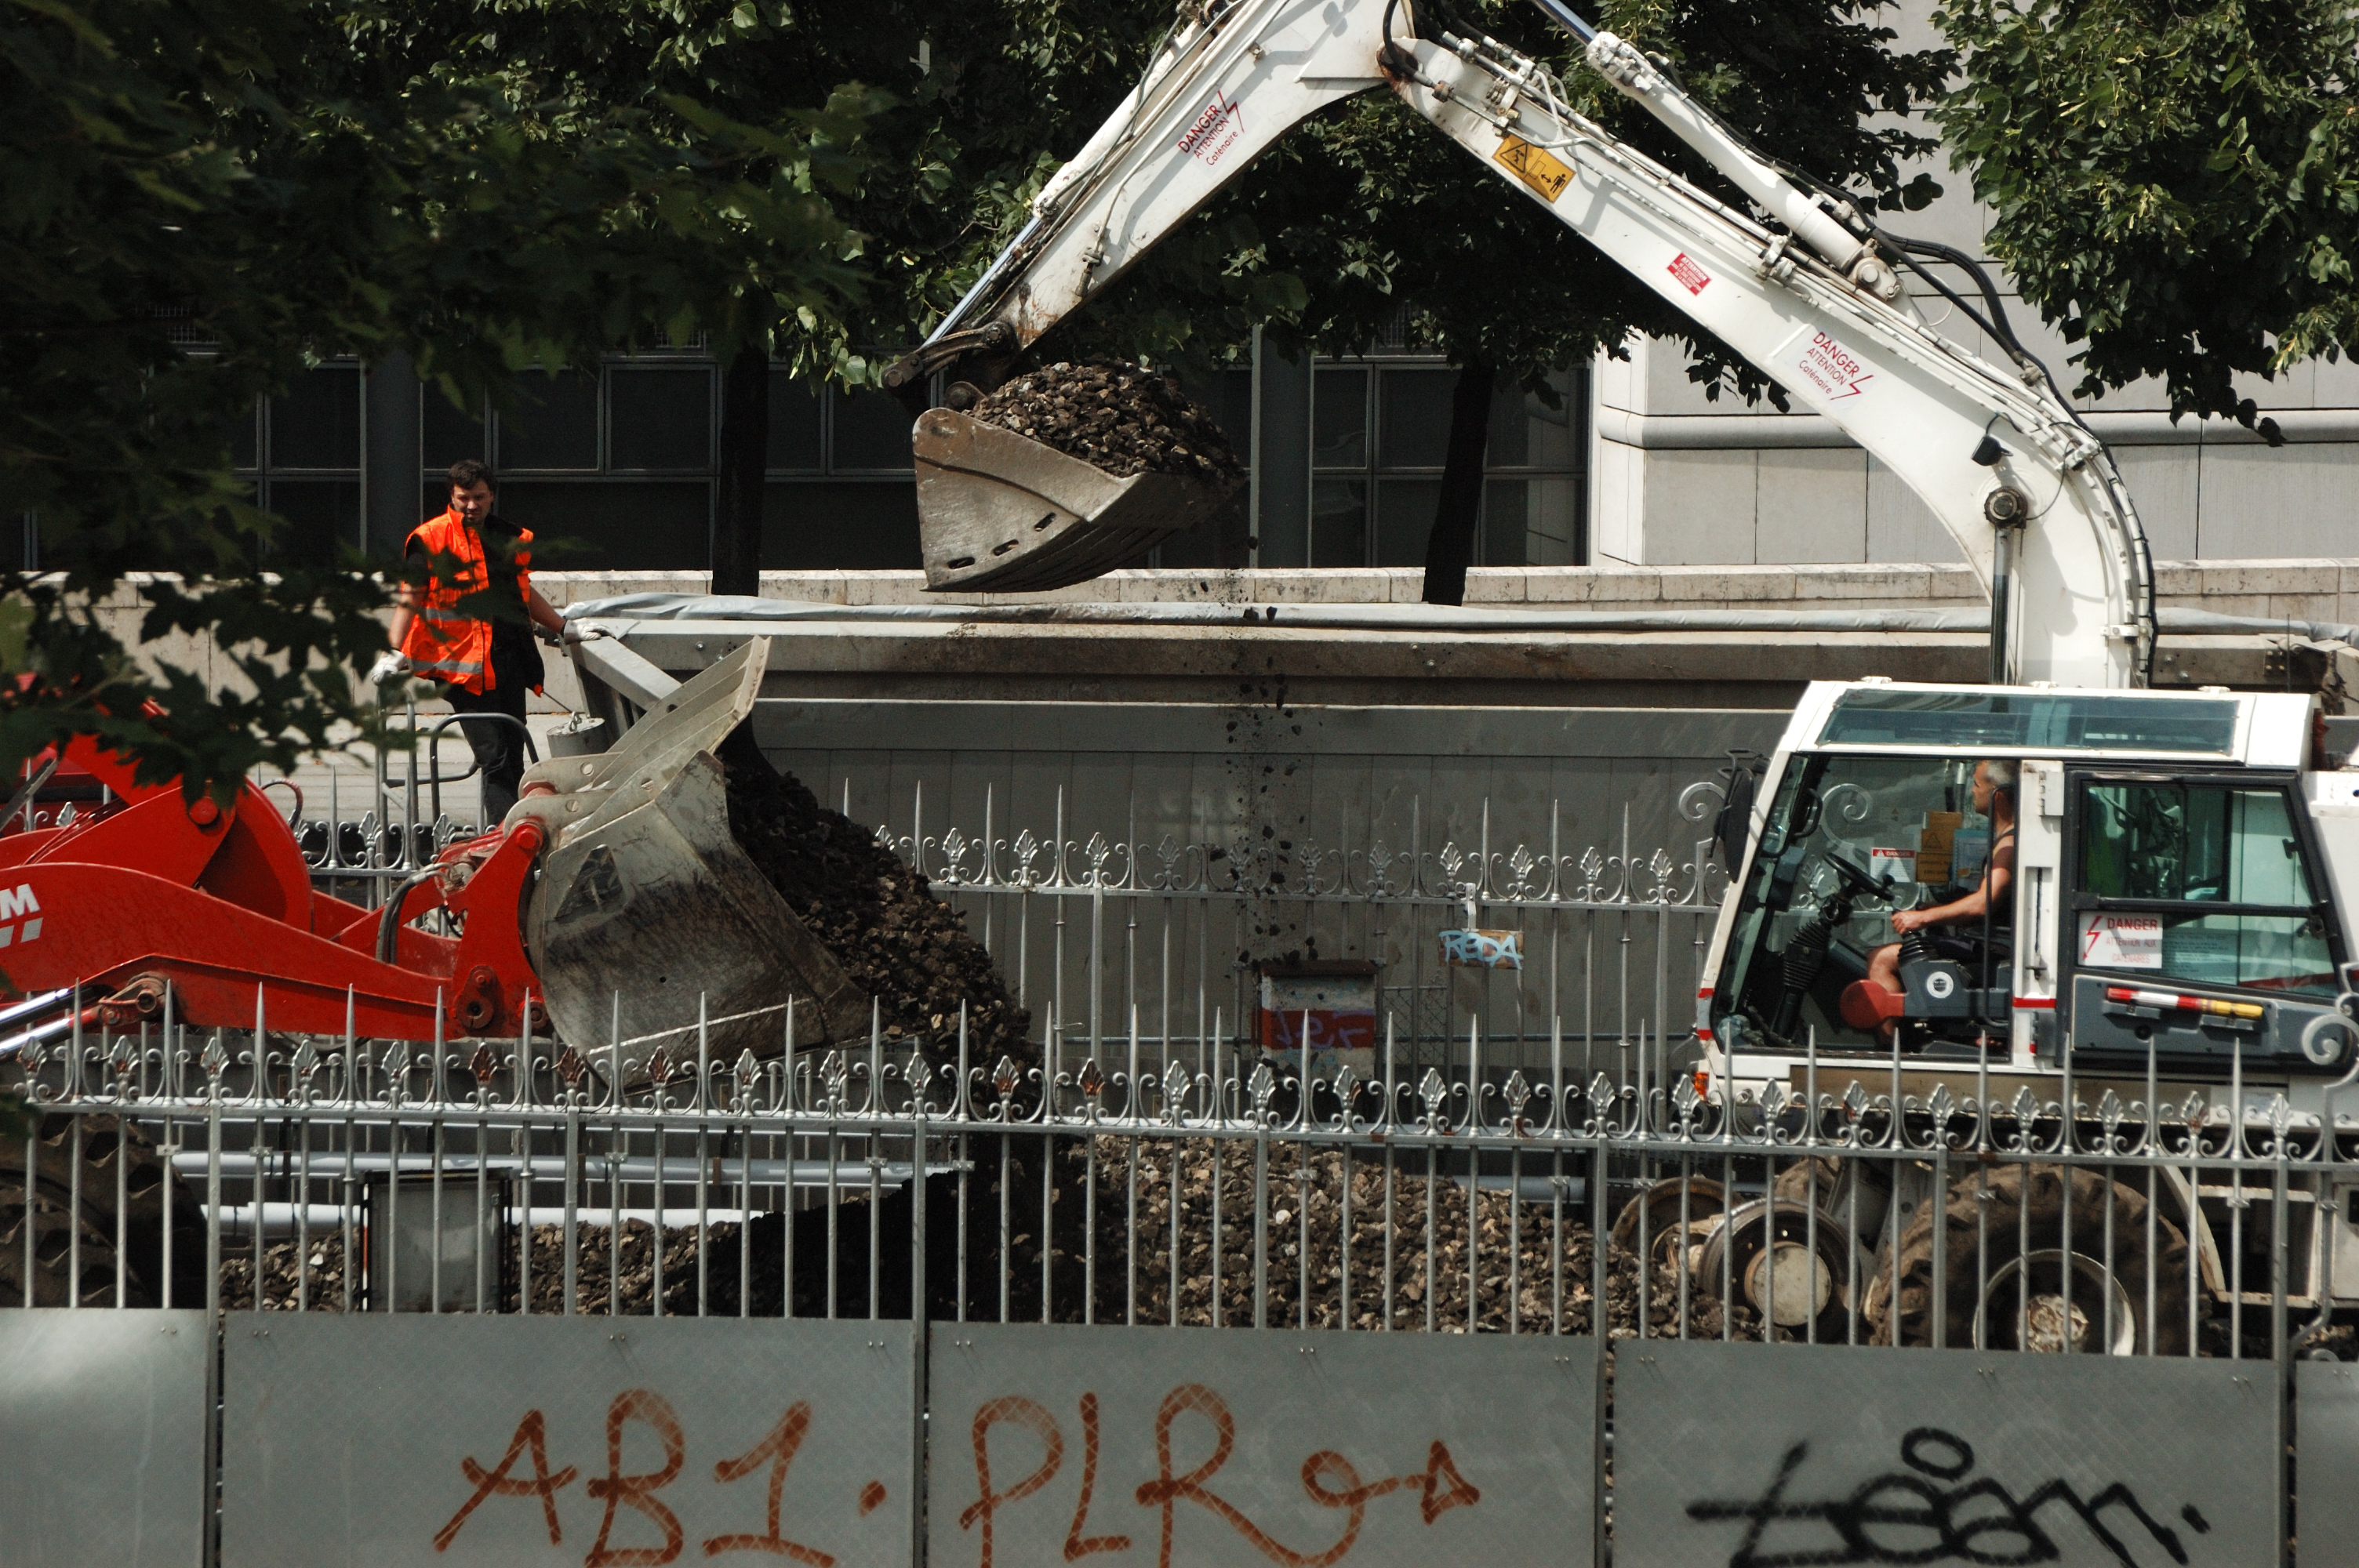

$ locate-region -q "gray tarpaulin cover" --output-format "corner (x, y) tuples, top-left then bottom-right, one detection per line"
(566, 592), (2359, 641)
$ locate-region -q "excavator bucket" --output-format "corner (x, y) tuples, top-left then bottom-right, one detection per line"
(517, 641), (871, 1064)
(913, 408), (1244, 593)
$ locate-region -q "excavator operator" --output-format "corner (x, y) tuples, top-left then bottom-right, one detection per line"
(370, 459), (566, 825)
(1861, 759), (2018, 1040)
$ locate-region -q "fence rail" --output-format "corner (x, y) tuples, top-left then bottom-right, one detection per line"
(16, 753), (2351, 1367)
(7, 1006), (2354, 1367)
(274, 747), (1734, 1077)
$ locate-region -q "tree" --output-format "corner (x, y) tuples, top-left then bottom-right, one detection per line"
(362, 0), (1179, 592)
(1, 0), (872, 794)
(1935, 0), (2359, 427)
(1019, 0), (1952, 600)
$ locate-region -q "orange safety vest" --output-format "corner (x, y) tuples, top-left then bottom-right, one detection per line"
(399, 509), (534, 695)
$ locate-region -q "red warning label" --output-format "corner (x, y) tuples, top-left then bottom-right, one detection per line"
(1176, 89), (1245, 167)
(1794, 329), (1875, 401)
(1667, 252), (1711, 295)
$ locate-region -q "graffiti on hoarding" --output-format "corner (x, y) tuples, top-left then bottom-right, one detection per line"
(1259, 1008), (1377, 1054)
(1683, 1428), (2208, 1568)
(959, 1381), (1478, 1568)
(434, 1391), (874, 1566)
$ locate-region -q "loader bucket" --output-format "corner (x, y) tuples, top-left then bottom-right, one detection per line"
(913, 408), (1245, 593)
(517, 641), (871, 1064)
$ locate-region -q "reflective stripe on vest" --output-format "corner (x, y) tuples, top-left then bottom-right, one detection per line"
(398, 510), (534, 695)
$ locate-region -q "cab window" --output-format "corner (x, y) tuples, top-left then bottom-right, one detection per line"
(2074, 781), (2335, 996)
(1716, 753), (2001, 1050)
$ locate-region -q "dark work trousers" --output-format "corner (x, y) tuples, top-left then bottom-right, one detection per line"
(439, 648), (532, 827)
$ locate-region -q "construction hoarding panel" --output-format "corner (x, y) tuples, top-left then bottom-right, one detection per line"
(2297, 1359), (2359, 1566)
(0, 1309), (210, 1568)
(1614, 1338), (2277, 1568)
(925, 1321), (1598, 1568)
(219, 1316), (915, 1567)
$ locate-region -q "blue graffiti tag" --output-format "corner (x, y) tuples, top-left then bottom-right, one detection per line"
(1438, 929), (1522, 970)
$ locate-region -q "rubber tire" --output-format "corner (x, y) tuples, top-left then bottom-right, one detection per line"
(1610, 1175), (1727, 1276)
(1866, 1162), (2190, 1354)
(0, 1113), (205, 1308)
(1694, 1198), (1857, 1342)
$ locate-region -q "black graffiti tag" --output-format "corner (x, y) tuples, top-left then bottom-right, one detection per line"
(1684, 1428), (2212, 1567)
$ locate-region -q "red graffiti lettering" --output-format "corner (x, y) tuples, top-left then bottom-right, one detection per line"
(434, 1409), (580, 1552)
(1064, 1392), (1132, 1560)
(1418, 1442), (1481, 1523)
(1134, 1385), (1481, 1568)
(961, 1396), (1065, 1568)
(587, 1389), (688, 1567)
(703, 1403), (832, 1564)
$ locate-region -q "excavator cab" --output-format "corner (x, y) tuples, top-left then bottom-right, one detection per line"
(1714, 750), (2010, 1055)
(1703, 682), (2359, 1094)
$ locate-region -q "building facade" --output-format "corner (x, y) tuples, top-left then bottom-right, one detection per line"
(140, 12), (2359, 586)
(180, 335), (1588, 578)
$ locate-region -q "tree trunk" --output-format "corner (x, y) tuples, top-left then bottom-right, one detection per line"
(1421, 359), (1496, 606)
(711, 344), (770, 597)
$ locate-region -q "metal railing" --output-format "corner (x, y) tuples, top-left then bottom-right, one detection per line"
(282, 762), (1734, 1080)
(6, 1000), (2350, 1366)
(278, 702), (526, 909)
(16, 762), (2339, 1363)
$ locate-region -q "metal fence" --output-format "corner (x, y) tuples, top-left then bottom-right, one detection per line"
(877, 778), (1730, 1080)
(14, 757), (2347, 1367)
(279, 739), (1735, 1080)
(274, 702), (534, 911)
(7, 1004), (2352, 1367)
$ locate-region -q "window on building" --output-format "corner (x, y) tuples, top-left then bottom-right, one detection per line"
(761, 372), (924, 570)
(1150, 366), (1255, 569)
(421, 361), (715, 571)
(1299, 361), (1587, 568)
(362, 341), (1591, 575)
(229, 364), (364, 568)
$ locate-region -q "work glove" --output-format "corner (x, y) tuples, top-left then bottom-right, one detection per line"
(367, 651), (413, 685)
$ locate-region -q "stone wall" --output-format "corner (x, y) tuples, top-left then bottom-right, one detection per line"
(533, 559), (2359, 624)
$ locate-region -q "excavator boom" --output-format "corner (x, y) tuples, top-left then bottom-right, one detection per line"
(905, 0), (2154, 689)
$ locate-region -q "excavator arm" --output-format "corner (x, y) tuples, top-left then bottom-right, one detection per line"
(899, 0), (2155, 689)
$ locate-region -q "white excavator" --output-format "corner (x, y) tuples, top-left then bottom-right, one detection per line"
(886, 0), (2359, 1344)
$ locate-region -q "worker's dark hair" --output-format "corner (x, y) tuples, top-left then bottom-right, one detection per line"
(448, 459), (495, 492)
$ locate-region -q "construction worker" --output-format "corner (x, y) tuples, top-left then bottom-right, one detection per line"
(370, 459), (566, 826)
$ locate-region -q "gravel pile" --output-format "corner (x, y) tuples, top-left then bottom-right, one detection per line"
(1062, 1138), (1753, 1337)
(220, 1236), (351, 1312)
(214, 1138), (1754, 1340)
(718, 728), (1032, 1070)
(969, 361), (1245, 485)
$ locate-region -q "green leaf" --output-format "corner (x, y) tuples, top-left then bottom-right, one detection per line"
(0, 597), (32, 676)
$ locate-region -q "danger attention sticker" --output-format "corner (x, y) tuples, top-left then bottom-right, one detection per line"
(2082, 912), (2164, 970)
(1492, 135), (1573, 201)
(1793, 329), (1875, 401)
(1667, 252), (1710, 295)
(1177, 89), (1245, 166)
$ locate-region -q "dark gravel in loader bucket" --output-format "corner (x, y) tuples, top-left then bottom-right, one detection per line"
(517, 640), (872, 1066)
(914, 408), (1243, 593)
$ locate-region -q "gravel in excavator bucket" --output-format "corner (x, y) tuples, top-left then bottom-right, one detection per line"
(514, 640), (871, 1064)
(913, 408), (1244, 593)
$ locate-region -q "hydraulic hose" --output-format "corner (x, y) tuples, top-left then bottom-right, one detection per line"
(376, 866), (443, 967)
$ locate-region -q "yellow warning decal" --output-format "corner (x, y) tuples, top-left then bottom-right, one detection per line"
(1493, 135), (1573, 201)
